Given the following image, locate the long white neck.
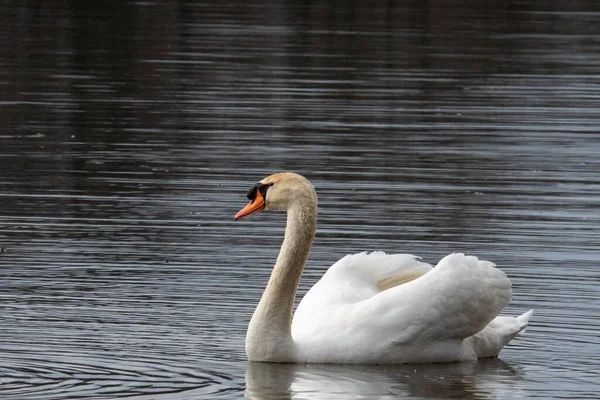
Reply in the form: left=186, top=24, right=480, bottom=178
left=245, top=200, right=317, bottom=362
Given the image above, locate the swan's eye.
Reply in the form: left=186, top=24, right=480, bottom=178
left=246, top=182, right=274, bottom=201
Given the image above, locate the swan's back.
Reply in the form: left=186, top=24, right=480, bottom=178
left=292, top=252, right=519, bottom=363
left=298, top=252, right=432, bottom=308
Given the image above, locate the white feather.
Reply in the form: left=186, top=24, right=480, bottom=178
left=291, top=252, right=529, bottom=363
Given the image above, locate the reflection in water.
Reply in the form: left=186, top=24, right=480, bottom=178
left=245, top=359, right=525, bottom=400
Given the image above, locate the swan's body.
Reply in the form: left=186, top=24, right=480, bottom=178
left=235, top=172, right=533, bottom=364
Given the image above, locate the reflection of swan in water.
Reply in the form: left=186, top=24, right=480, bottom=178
left=236, top=172, right=533, bottom=363
left=245, top=358, right=526, bottom=400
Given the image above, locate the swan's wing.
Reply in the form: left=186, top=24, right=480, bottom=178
left=369, top=253, right=512, bottom=341
left=292, top=252, right=511, bottom=348
left=295, top=251, right=432, bottom=314
left=292, top=251, right=432, bottom=336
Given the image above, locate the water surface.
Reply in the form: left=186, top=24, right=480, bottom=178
left=1, top=1, right=599, bottom=399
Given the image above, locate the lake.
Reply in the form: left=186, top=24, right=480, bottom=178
left=1, top=1, right=599, bottom=399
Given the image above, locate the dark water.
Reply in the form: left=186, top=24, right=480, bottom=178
left=1, top=1, right=599, bottom=399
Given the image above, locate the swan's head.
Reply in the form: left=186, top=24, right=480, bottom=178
left=234, top=172, right=316, bottom=220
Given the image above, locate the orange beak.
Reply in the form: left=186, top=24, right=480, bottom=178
left=234, top=190, right=266, bottom=220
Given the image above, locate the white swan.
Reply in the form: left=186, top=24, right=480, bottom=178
left=235, top=172, right=533, bottom=364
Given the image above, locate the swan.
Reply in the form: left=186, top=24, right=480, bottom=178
left=235, top=172, right=533, bottom=364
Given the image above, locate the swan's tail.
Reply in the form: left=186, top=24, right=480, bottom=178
left=515, top=309, right=534, bottom=335
left=471, top=309, right=534, bottom=359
